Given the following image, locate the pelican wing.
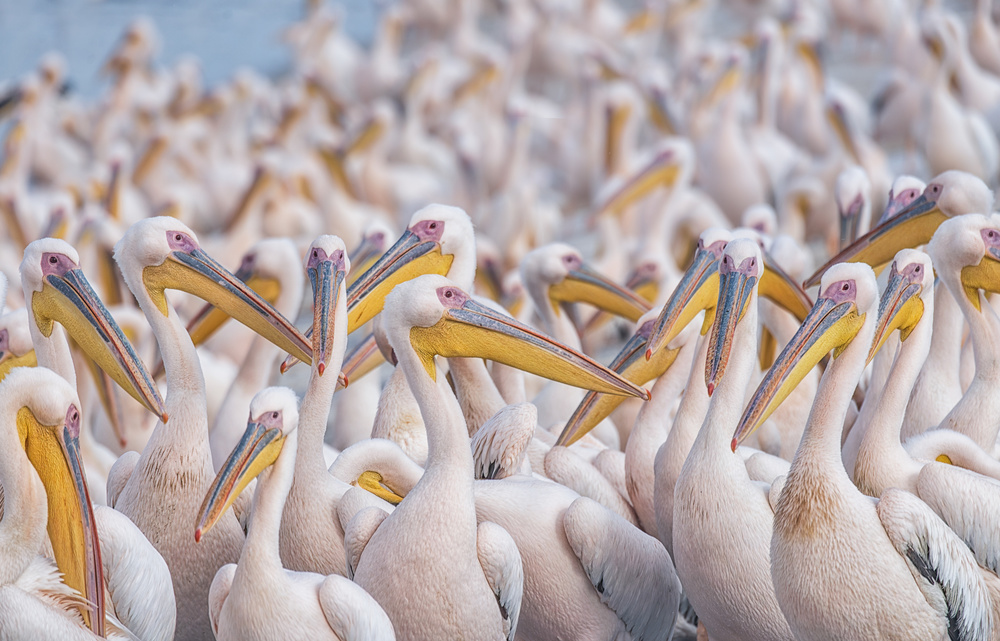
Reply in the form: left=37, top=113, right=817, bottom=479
left=916, top=463, right=1000, bottom=575
left=343, top=505, right=389, bottom=581
left=471, top=403, right=535, bottom=480
left=741, top=450, right=791, bottom=485
left=208, top=564, right=235, bottom=639
left=318, top=574, right=396, bottom=641
left=476, top=521, right=523, bottom=641
left=94, top=506, right=175, bottom=641
left=106, top=451, right=139, bottom=508
left=544, top=446, right=639, bottom=526
left=877, top=488, right=995, bottom=641
left=563, top=497, right=681, bottom=641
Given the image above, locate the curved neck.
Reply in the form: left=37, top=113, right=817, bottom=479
left=297, top=288, right=348, bottom=475
left=668, top=332, right=712, bottom=454
left=448, top=357, right=506, bottom=436
left=29, top=323, right=76, bottom=388
left=926, top=281, right=964, bottom=381
left=243, top=430, right=296, bottom=569
left=796, top=316, right=875, bottom=477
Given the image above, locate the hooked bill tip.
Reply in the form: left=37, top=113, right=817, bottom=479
left=731, top=437, right=738, bottom=452
left=194, top=528, right=203, bottom=543
left=645, top=347, right=653, bottom=361
left=280, top=362, right=290, bottom=375
left=161, top=412, right=169, bottom=423
left=318, top=362, right=326, bottom=376
left=707, top=382, right=715, bottom=396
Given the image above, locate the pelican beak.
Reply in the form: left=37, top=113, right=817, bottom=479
left=0, top=330, right=36, bottom=380
left=705, top=258, right=758, bottom=396
left=32, top=264, right=167, bottom=422
left=184, top=260, right=282, bottom=348
left=338, top=332, right=385, bottom=389
left=549, top=263, right=651, bottom=323
left=309, top=250, right=348, bottom=377
left=803, top=194, right=944, bottom=288
left=959, top=238, right=1000, bottom=312
left=839, top=194, right=864, bottom=248
left=411, top=295, right=649, bottom=399
left=347, top=228, right=454, bottom=332
left=593, top=146, right=683, bottom=218
left=760, top=252, right=813, bottom=321
left=733, top=291, right=865, bottom=448
left=582, top=263, right=659, bottom=334
left=142, top=240, right=311, bottom=365
left=196, top=419, right=284, bottom=541
left=18, top=404, right=106, bottom=636
left=352, top=470, right=405, bottom=505
left=867, top=264, right=925, bottom=364
left=348, top=232, right=389, bottom=287
left=557, top=318, right=679, bottom=446
left=645, top=240, right=727, bottom=359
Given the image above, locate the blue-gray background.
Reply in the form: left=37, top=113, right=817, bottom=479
left=0, top=0, right=379, bottom=94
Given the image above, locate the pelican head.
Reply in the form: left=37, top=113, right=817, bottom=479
left=346, top=204, right=472, bottom=332
left=835, top=165, right=871, bottom=249
left=867, top=249, right=934, bottom=363
left=20, top=238, right=166, bottom=421
left=927, top=214, right=1000, bottom=312
left=184, top=237, right=303, bottom=348
left=382, top=274, right=649, bottom=399
left=804, top=171, right=992, bottom=287
left=349, top=220, right=393, bottom=286
left=114, top=217, right=311, bottom=363
left=0, top=309, right=36, bottom=380
left=196, top=386, right=299, bottom=542
left=705, top=238, right=761, bottom=396
left=877, top=175, right=926, bottom=225
left=2, top=367, right=105, bottom=634
left=734, top=262, right=877, bottom=448
left=521, top=243, right=651, bottom=325
left=307, top=235, right=351, bottom=377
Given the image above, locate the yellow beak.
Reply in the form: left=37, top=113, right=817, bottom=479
left=31, top=267, right=167, bottom=422
left=867, top=264, right=925, bottom=364
left=548, top=263, right=652, bottom=323
left=704, top=266, right=757, bottom=396
left=592, top=146, right=683, bottom=218
left=733, top=295, right=865, bottom=448
left=338, top=332, right=385, bottom=388
left=196, top=420, right=284, bottom=541
left=556, top=318, right=679, bottom=446
left=18, top=404, right=106, bottom=636
left=410, top=298, right=650, bottom=399
left=960, top=248, right=1000, bottom=312
left=308, top=250, right=348, bottom=377
left=0, top=326, right=36, bottom=380
left=803, top=194, right=945, bottom=288
left=141, top=245, right=312, bottom=365
left=347, top=229, right=454, bottom=332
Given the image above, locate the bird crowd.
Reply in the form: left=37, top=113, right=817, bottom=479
left=3, top=0, right=1000, bottom=639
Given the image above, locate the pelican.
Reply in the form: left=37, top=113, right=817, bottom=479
left=109, top=217, right=312, bottom=641
left=672, top=238, right=795, bottom=641
left=835, top=165, right=871, bottom=249
left=194, top=387, right=395, bottom=640
left=0, top=366, right=175, bottom=641
left=734, top=262, right=995, bottom=641
left=0, top=308, right=36, bottom=379
left=803, top=170, right=992, bottom=288
left=347, top=274, right=647, bottom=640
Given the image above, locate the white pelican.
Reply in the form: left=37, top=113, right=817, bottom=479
left=835, top=165, right=871, bottom=249
left=803, top=170, right=993, bottom=288
left=347, top=274, right=648, bottom=640
left=194, top=387, right=395, bottom=640
left=854, top=248, right=1000, bottom=494
left=0, top=366, right=175, bottom=641
left=672, top=238, right=795, bottom=641
left=734, top=262, right=995, bottom=641
left=109, top=217, right=312, bottom=641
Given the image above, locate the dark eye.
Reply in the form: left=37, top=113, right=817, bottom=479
left=842, top=283, right=850, bottom=291
left=750, top=258, right=756, bottom=267
left=71, top=410, right=78, bottom=421
left=444, top=290, right=453, bottom=298
left=49, top=256, right=57, bottom=264
left=271, top=411, right=278, bottom=419
left=429, top=222, right=437, bottom=230
left=174, top=234, right=182, bottom=241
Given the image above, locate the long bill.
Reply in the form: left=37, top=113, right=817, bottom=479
left=347, top=229, right=454, bottom=333
left=410, top=298, right=650, bottom=399
left=141, top=244, right=312, bottom=365
left=18, top=404, right=106, bottom=636
left=803, top=193, right=945, bottom=288
left=556, top=317, right=679, bottom=446
left=32, top=266, right=167, bottom=422
left=195, top=420, right=284, bottom=541
left=308, top=249, right=348, bottom=377
left=760, top=251, right=813, bottom=321
left=183, top=260, right=281, bottom=349
left=704, top=264, right=757, bottom=396
left=959, top=243, right=1000, bottom=312
left=548, top=262, right=652, bottom=323
left=732, top=293, right=865, bottom=449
